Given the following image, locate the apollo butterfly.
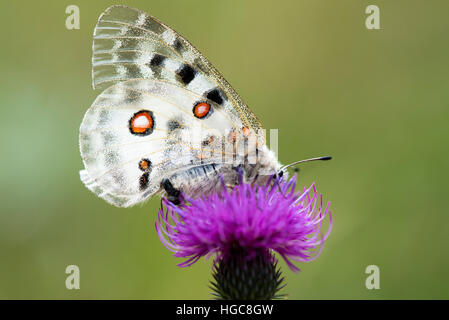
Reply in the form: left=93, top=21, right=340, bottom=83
left=79, top=5, right=329, bottom=207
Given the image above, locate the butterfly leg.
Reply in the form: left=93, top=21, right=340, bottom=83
left=161, top=178, right=181, bottom=205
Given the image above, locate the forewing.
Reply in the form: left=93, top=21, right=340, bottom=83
left=92, top=5, right=263, bottom=131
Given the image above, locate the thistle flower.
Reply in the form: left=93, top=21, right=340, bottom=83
left=156, top=173, right=332, bottom=299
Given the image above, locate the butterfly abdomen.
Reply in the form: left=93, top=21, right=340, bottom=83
left=164, top=145, right=281, bottom=200
left=165, top=163, right=223, bottom=198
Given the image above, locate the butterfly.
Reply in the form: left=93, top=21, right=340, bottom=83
left=79, top=5, right=329, bottom=207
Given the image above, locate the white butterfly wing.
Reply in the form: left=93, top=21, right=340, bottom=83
left=80, top=5, right=265, bottom=207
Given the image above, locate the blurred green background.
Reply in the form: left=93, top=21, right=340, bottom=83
left=1, top=0, right=448, bottom=299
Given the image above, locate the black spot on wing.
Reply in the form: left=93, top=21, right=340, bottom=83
left=173, top=39, right=183, bottom=52
left=150, top=54, right=165, bottom=67
left=167, top=119, right=181, bottom=132
left=206, top=88, right=225, bottom=105
left=139, top=172, right=150, bottom=190
left=176, top=64, right=196, bottom=85
left=148, top=54, right=166, bottom=79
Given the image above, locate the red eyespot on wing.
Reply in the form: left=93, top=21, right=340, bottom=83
left=138, top=158, right=152, bottom=171
left=129, top=110, right=154, bottom=135
left=193, top=102, right=211, bottom=119
left=242, top=126, right=250, bottom=137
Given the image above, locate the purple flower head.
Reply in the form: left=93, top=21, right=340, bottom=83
left=156, top=173, right=332, bottom=272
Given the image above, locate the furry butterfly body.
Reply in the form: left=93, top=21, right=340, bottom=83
left=79, top=5, right=281, bottom=207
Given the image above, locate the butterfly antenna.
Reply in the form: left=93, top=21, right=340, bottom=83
left=280, top=156, right=332, bottom=171
left=294, top=167, right=300, bottom=177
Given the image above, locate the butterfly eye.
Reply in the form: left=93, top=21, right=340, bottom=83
left=193, top=102, right=211, bottom=119
left=129, top=110, right=154, bottom=135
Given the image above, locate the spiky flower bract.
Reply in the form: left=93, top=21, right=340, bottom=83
left=156, top=173, right=332, bottom=299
